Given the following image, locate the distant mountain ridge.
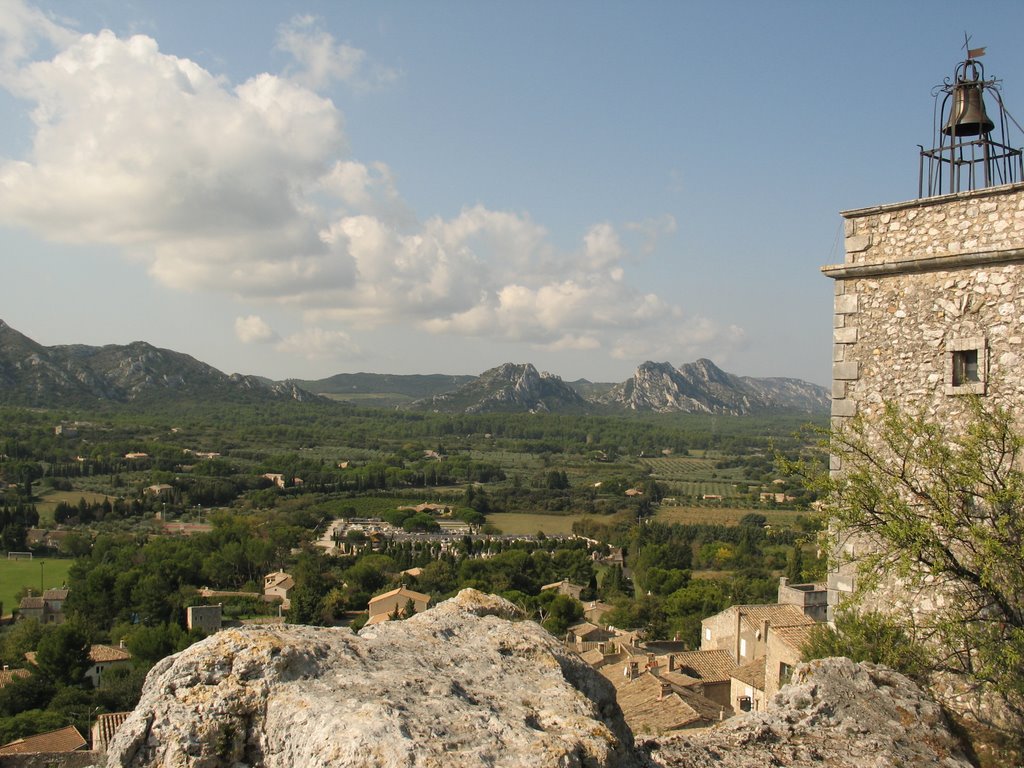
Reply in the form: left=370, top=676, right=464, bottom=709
left=0, top=321, right=829, bottom=414
left=597, top=359, right=829, bottom=415
left=0, top=319, right=319, bottom=406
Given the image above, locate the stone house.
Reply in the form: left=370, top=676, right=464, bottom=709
left=602, top=669, right=725, bottom=734
left=777, top=577, right=829, bottom=622
left=365, top=586, right=430, bottom=626
left=263, top=571, right=294, bottom=610
left=729, top=658, right=766, bottom=713
left=25, top=643, right=132, bottom=687
left=659, top=649, right=737, bottom=709
left=186, top=604, right=223, bottom=634
left=84, top=644, right=133, bottom=687
left=0, top=667, right=30, bottom=688
left=17, top=587, right=69, bottom=624
left=700, top=603, right=815, bottom=665
left=540, top=579, right=584, bottom=600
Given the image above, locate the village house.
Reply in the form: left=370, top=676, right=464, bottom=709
left=17, top=587, right=69, bottom=624
left=263, top=571, right=294, bottom=610
left=262, top=473, right=303, bottom=489
left=365, top=586, right=430, bottom=626
left=186, top=604, right=223, bottom=634
left=658, top=649, right=737, bottom=709
left=564, top=622, right=616, bottom=653
left=26, top=527, right=73, bottom=550
left=730, top=658, right=767, bottom=712
left=84, top=644, right=133, bottom=687
left=777, top=577, right=829, bottom=622
left=595, top=660, right=727, bottom=735
left=700, top=603, right=820, bottom=712
left=582, top=599, right=613, bottom=624
left=700, top=603, right=815, bottom=666
left=540, top=579, right=584, bottom=601
left=24, top=643, right=132, bottom=687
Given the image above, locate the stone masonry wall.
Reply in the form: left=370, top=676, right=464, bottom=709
left=825, top=182, right=1024, bottom=443
left=821, top=182, right=1024, bottom=736
left=840, top=183, right=1024, bottom=267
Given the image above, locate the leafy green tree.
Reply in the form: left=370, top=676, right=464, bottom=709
left=125, top=623, right=186, bottom=666
left=540, top=594, right=583, bottom=636
left=801, top=608, right=930, bottom=680
left=0, top=674, right=54, bottom=718
left=1, top=618, right=43, bottom=666
left=807, top=400, right=1024, bottom=731
left=33, top=622, right=90, bottom=686
left=785, top=544, right=805, bottom=583
left=0, top=709, right=67, bottom=745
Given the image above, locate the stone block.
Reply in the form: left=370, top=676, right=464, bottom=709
left=834, top=327, right=858, bottom=344
left=832, top=381, right=847, bottom=399
left=845, top=234, right=871, bottom=253
left=835, top=294, right=859, bottom=314
left=833, top=361, right=859, bottom=380
left=831, top=399, right=858, bottom=417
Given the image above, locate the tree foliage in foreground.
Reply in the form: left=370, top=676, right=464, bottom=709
left=805, top=399, right=1024, bottom=726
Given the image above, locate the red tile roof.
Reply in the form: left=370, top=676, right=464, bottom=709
left=0, top=726, right=87, bottom=755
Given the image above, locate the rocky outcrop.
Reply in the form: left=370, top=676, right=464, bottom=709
left=412, top=363, right=589, bottom=414
left=649, top=657, right=973, bottom=768
left=104, top=594, right=972, bottom=768
left=104, top=590, right=640, bottom=768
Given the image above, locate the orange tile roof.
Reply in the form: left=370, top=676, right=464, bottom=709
left=93, top=712, right=131, bottom=751
left=731, top=658, right=766, bottom=690
left=734, top=603, right=815, bottom=629
left=0, top=726, right=87, bottom=755
left=771, top=623, right=818, bottom=652
left=612, top=672, right=722, bottom=734
left=89, top=644, right=132, bottom=663
left=368, top=586, right=430, bottom=606
left=667, top=649, right=737, bottom=683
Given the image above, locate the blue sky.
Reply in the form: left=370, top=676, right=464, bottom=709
left=3, top=1, right=1024, bottom=386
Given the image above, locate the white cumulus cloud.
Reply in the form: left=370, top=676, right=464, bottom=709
left=275, top=15, right=400, bottom=91
left=235, top=315, right=278, bottom=344
left=0, top=4, right=744, bottom=370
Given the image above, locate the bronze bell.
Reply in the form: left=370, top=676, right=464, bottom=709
left=943, top=81, right=995, bottom=137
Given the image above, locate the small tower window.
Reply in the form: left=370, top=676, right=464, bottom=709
left=946, top=337, right=987, bottom=395
left=952, top=349, right=978, bottom=386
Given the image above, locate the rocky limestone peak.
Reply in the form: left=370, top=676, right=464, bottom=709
left=682, top=358, right=731, bottom=385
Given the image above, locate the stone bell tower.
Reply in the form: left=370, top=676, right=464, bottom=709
left=820, top=48, right=1024, bottom=617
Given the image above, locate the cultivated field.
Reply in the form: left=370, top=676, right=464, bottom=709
left=654, top=505, right=805, bottom=528
left=639, top=456, right=750, bottom=497
left=0, top=557, right=74, bottom=617
left=485, top=512, right=588, bottom=536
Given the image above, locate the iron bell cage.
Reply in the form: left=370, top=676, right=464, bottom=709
left=919, top=54, right=1024, bottom=198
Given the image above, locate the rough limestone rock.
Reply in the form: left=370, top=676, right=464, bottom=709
left=650, top=657, right=973, bottom=768
left=105, top=589, right=641, bottom=768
